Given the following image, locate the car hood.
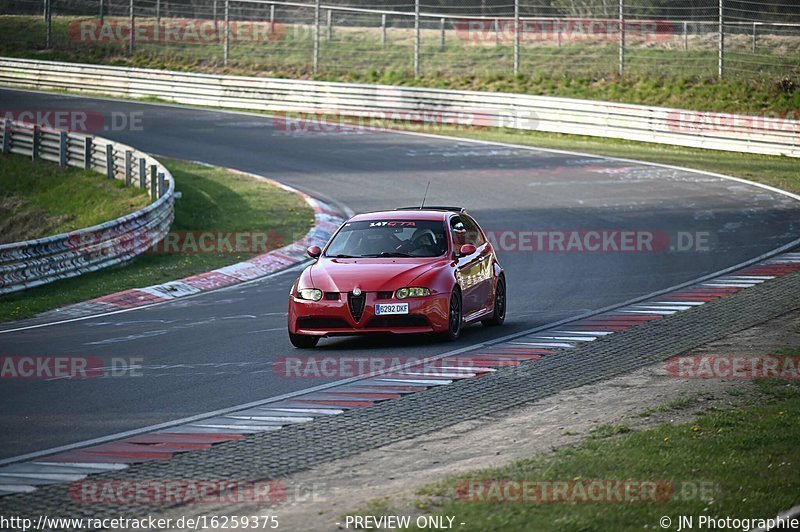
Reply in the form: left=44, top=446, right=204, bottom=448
left=308, top=257, right=445, bottom=292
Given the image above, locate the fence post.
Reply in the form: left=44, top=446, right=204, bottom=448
left=327, top=10, right=332, bottom=41
left=618, top=0, right=625, bottom=76
left=313, top=0, right=320, bottom=73
left=213, top=0, right=218, bottom=31
left=440, top=17, right=445, bottom=51
left=59, top=131, right=68, bottom=167
left=494, top=18, right=500, bottom=46
left=683, top=21, right=688, bottom=51
left=45, top=0, right=52, bottom=49
left=32, top=125, right=40, bottom=160
left=224, top=0, right=230, bottom=66
left=139, top=158, right=146, bottom=188
left=752, top=22, right=757, bottom=53
left=513, top=0, right=519, bottom=75
left=156, top=0, right=161, bottom=25
left=99, top=0, right=104, bottom=25
left=270, top=4, right=275, bottom=32
left=84, top=137, right=92, bottom=169
left=414, top=0, right=420, bottom=76
left=125, top=150, right=133, bottom=186
left=128, top=0, right=135, bottom=55
left=158, top=172, right=166, bottom=198
left=381, top=14, right=386, bottom=46
left=718, top=0, right=724, bottom=79
left=106, top=144, right=114, bottom=180
left=2, top=122, right=11, bottom=154
left=150, top=165, right=157, bottom=200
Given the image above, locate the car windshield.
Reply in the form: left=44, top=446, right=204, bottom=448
left=325, top=219, right=448, bottom=258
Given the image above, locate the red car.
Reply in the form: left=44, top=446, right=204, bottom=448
left=287, top=207, right=506, bottom=348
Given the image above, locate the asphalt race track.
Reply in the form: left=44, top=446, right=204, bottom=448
left=1, top=88, right=799, bottom=461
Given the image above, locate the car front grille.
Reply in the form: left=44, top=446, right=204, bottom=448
left=366, top=315, right=428, bottom=328
left=348, top=291, right=366, bottom=322
left=297, top=317, right=350, bottom=329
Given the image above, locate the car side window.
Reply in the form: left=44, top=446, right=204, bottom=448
left=461, top=215, right=486, bottom=246
left=450, top=216, right=467, bottom=247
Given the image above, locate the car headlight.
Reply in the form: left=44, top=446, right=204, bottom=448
left=297, top=288, right=323, bottom=301
left=396, top=287, right=430, bottom=299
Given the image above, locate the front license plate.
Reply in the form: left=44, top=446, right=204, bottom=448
left=375, top=303, right=409, bottom=315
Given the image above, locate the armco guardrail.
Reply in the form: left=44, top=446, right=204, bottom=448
left=1, top=57, right=797, bottom=158
left=0, top=116, right=174, bottom=295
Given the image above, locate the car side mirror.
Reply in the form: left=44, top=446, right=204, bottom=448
left=458, top=244, right=476, bottom=256
left=307, top=245, right=322, bottom=258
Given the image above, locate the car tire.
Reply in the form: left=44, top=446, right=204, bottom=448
left=289, top=331, right=320, bottom=348
left=444, top=287, right=463, bottom=341
left=482, top=275, right=506, bottom=327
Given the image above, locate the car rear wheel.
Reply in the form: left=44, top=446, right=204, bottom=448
left=482, top=275, right=506, bottom=327
left=444, top=287, right=462, bottom=341
left=289, top=331, right=319, bottom=348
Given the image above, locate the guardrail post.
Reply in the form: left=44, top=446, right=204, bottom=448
left=326, top=10, right=332, bottom=41
left=106, top=144, right=114, bottom=179
left=440, top=17, right=445, bottom=51
left=32, top=125, right=41, bottom=160
left=59, top=131, right=68, bottom=167
left=125, top=150, right=133, bottom=186
left=718, top=0, right=724, bottom=79
left=313, top=0, right=320, bottom=73
left=413, top=0, right=420, bottom=76
left=158, top=172, right=166, bottom=198
left=513, top=0, right=519, bottom=75
left=139, top=158, right=146, bottom=188
left=150, top=165, right=157, bottom=200
left=381, top=14, right=386, bottom=46
left=223, top=0, right=230, bottom=66
left=618, top=0, right=625, bottom=76
left=2, top=122, right=10, bottom=154
left=84, top=137, right=92, bottom=169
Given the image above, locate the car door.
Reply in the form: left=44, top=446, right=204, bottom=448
left=460, top=214, right=494, bottom=313
left=451, top=215, right=483, bottom=317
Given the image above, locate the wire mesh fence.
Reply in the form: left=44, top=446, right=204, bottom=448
left=3, top=0, right=799, bottom=80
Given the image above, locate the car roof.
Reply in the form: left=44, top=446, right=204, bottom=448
left=349, top=209, right=457, bottom=222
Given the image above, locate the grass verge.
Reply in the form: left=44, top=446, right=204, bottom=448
left=1, top=15, right=799, bottom=113
left=0, top=153, right=149, bottom=244
left=350, top=377, right=800, bottom=531
left=0, top=159, right=314, bottom=322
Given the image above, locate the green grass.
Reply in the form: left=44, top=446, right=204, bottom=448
left=2, top=15, right=799, bottom=113
left=0, top=153, right=149, bottom=244
left=0, top=159, right=314, bottom=321
left=393, top=379, right=800, bottom=531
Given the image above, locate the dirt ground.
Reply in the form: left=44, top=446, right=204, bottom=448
left=164, top=309, right=800, bottom=531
